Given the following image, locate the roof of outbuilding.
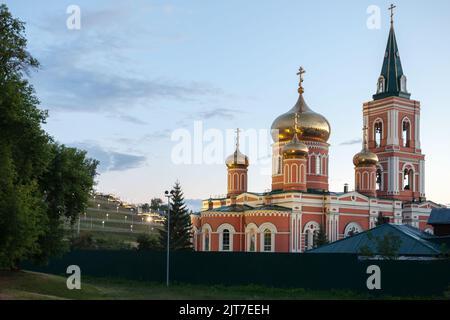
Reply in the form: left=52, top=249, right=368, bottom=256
left=208, top=204, right=254, bottom=212
left=428, top=208, right=450, bottom=225
left=308, top=224, right=444, bottom=256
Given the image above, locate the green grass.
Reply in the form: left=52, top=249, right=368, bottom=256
left=0, top=271, right=106, bottom=300
left=1, top=270, right=448, bottom=300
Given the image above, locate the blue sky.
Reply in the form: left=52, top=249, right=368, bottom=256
left=5, top=0, right=450, bottom=207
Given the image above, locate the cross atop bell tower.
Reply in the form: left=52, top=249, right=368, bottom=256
left=388, top=4, right=396, bottom=25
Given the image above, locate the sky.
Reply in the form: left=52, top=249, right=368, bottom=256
left=4, top=0, right=450, bottom=208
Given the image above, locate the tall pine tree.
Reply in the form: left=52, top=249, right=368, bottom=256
left=159, top=181, right=193, bottom=251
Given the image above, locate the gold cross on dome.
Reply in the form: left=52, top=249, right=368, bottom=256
left=235, top=128, right=240, bottom=149
left=389, top=4, right=396, bottom=24
left=296, top=66, right=306, bottom=94
left=297, top=66, right=305, bottom=85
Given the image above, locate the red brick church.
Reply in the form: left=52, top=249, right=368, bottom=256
left=190, top=11, right=444, bottom=253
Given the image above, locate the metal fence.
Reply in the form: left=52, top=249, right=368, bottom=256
left=23, top=250, right=450, bottom=296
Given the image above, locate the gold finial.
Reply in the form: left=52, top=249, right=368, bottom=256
left=296, top=66, right=306, bottom=94
left=235, top=128, right=240, bottom=149
left=389, top=4, right=396, bottom=25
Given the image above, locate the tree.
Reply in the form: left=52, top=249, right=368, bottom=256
left=136, top=234, right=161, bottom=251
left=36, top=144, right=98, bottom=262
left=0, top=5, right=98, bottom=268
left=158, top=182, right=193, bottom=251
left=314, top=225, right=329, bottom=248
left=376, top=212, right=389, bottom=226
left=150, top=198, right=163, bottom=211
left=141, top=203, right=150, bottom=213
left=359, top=231, right=402, bottom=260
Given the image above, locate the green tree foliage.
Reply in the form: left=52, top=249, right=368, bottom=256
left=314, top=225, right=329, bottom=248
left=158, top=182, right=193, bottom=251
left=141, top=203, right=150, bottom=213
left=358, top=231, right=402, bottom=260
left=150, top=198, right=163, bottom=211
left=0, top=4, right=98, bottom=268
left=37, top=144, right=99, bottom=262
left=136, top=234, right=161, bottom=251
left=375, top=212, right=389, bottom=226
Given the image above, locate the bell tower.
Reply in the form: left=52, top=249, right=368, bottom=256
left=363, top=6, right=425, bottom=202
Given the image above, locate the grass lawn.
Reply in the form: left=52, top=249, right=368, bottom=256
left=1, top=270, right=448, bottom=300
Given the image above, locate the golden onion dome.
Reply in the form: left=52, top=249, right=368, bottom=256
left=271, top=93, right=330, bottom=143
left=353, top=150, right=379, bottom=167
left=282, top=134, right=309, bottom=158
left=225, top=148, right=249, bottom=168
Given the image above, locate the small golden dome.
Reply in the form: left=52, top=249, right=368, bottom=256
left=226, top=148, right=249, bottom=168
left=271, top=94, right=331, bottom=143
left=282, top=134, right=309, bottom=158
left=353, top=150, right=379, bottom=167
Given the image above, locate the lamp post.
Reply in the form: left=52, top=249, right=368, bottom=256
left=164, top=189, right=174, bottom=287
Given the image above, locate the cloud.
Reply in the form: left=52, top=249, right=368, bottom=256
left=35, top=65, right=222, bottom=113
left=69, top=142, right=146, bottom=172
left=194, top=107, right=237, bottom=120
left=114, top=129, right=172, bottom=146
left=29, top=5, right=221, bottom=117
left=339, top=138, right=362, bottom=146
left=107, top=113, right=148, bottom=125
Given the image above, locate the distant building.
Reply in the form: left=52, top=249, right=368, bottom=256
left=428, top=208, right=450, bottom=236
left=190, top=10, right=446, bottom=253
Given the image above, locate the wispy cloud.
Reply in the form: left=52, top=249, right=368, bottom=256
left=339, top=138, right=362, bottom=146
left=69, top=142, right=146, bottom=172
left=30, top=5, right=221, bottom=118
left=195, top=107, right=237, bottom=120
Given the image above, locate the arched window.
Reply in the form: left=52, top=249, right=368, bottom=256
left=400, top=75, right=407, bottom=93
left=222, top=229, right=230, bottom=251
left=204, top=231, right=210, bottom=251
left=263, top=229, right=272, bottom=252
left=374, top=121, right=383, bottom=147
left=344, top=222, right=362, bottom=237
left=377, top=76, right=385, bottom=93
left=218, top=223, right=235, bottom=251
left=376, top=168, right=382, bottom=191
left=249, top=233, right=256, bottom=251
left=402, top=119, right=411, bottom=147
left=259, top=223, right=276, bottom=252
left=304, top=222, right=320, bottom=250
left=315, top=155, right=321, bottom=175
left=245, top=223, right=258, bottom=252
left=403, top=168, right=414, bottom=191
left=277, top=156, right=282, bottom=174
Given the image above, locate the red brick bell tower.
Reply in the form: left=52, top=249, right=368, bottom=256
left=363, top=13, right=425, bottom=202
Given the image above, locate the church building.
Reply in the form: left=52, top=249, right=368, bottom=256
left=190, top=10, right=444, bottom=253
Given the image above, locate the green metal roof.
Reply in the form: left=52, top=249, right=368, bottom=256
left=248, top=204, right=291, bottom=212
left=308, top=224, right=444, bottom=256
left=428, top=208, right=450, bottom=225
left=208, top=204, right=254, bottom=212
left=373, top=24, right=411, bottom=100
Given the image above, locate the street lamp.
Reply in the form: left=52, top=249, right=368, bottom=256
left=164, top=189, right=175, bottom=287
